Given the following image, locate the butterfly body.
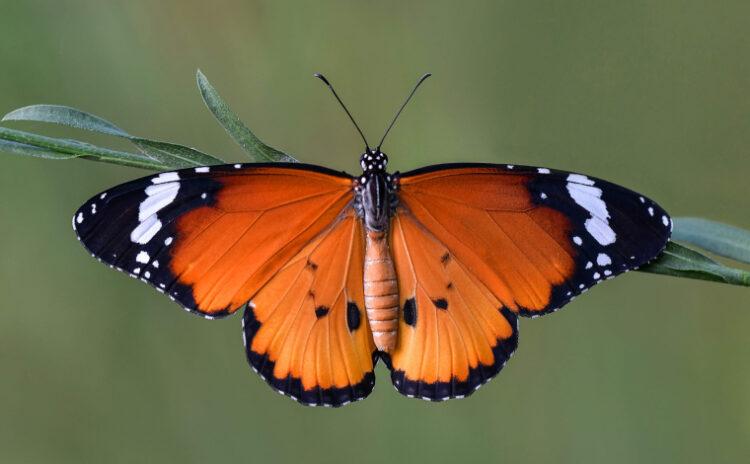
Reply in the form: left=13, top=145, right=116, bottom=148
left=73, top=159, right=671, bottom=406
left=355, top=150, right=401, bottom=352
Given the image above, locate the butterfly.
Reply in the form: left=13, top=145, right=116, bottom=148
left=72, top=74, right=671, bottom=407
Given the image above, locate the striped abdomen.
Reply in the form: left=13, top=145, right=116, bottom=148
left=363, top=230, right=399, bottom=352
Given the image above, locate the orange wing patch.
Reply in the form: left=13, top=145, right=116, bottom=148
left=170, top=167, right=354, bottom=316
left=384, top=212, right=519, bottom=400
left=397, top=167, right=577, bottom=314
left=243, top=212, right=377, bottom=406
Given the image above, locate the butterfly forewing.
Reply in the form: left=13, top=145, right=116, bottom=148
left=72, top=163, right=355, bottom=318
left=395, top=164, right=671, bottom=316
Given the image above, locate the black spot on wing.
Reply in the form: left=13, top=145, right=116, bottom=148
left=433, top=298, right=448, bottom=310
left=382, top=305, right=519, bottom=401
left=346, top=302, right=361, bottom=331
left=403, top=298, right=417, bottom=326
left=242, top=305, right=376, bottom=407
left=315, top=306, right=329, bottom=318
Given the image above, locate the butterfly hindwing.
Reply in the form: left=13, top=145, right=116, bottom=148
left=73, top=163, right=355, bottom=319
left=242, top=211, right=377, bottom=406
left=384, top=211, right=519, bottom=400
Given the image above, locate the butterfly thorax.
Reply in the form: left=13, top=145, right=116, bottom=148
left=355, top=150, right=400, bottom=352
left=354, top=151, right=397, bottom=232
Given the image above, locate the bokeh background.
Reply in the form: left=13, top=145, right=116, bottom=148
left=1, top=1, right=748, bottom=462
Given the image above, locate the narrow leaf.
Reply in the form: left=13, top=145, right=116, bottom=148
left=131, top=139, right=225, bottom=168
left=0, top=139, right=78, bottom=159
left=2, top=104, right=225, bottom=168
left=0, top=126, right=167, bottom=170
left=672, top=217, right=750, bottom=265
left=196, top=69, right=298, bottom=163
left=3, top=104, right=131, bottom=137
left=639, top=241, right=750, bottom=286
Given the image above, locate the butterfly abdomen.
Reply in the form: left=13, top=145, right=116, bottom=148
left=363, top=229, right=399, bottom=352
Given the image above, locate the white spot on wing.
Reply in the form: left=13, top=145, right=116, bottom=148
left=135, top=251, right=150, bottom=264
left=596, top=253, right=612, bottom=266
left=566, top=177, right=616, bottom=246
left=164, top=236, right=173, bottom=246
left=195, top=167, right=210, bottom=173
left=567, top=174, right=595, bottom=185
left=151, top=172, right=180, bottom=184
left=585, top=217, right=616, bottom=246
left=130, top=215, right=162, bottom=244
left=537, top=168, right=551, bottom=174
left=573, top=236, right=583, bottom=245
left=568, top=183, right=608, bottom=218
left=139, top=183, right=179, bottom=221
left=662, top=215, right=669, bottom=227
left=76, top=212, right=84, bottom=224
left=131, top=174, right=180, bottom=244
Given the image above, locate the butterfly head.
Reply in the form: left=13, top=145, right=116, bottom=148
left=360, top=149, right=388, bottom=173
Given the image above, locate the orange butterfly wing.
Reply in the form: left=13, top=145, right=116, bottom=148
left=385, top=164, right=670, bottom=400
left=74, top=164, right=354, bottom=317
left=385, top=211, right=519, bottom=400
left=74, top=163, right=376, bottom=405
left=243, top=210, right=377, bottom=406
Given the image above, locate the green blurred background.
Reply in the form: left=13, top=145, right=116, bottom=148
left=1, top=1, right=748, bottom=462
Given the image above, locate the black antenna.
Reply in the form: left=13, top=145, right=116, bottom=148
left=313, top=73, right=371, bottom=150
left=376, top=73, right=432, bottom=152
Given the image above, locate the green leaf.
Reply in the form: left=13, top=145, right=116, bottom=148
left=639, top=241, right=750, bottom=286
left=672, top=217, right=750, bottom=265
left=0, top=126, right=168, bottom=170
left=1, top=104, right=225, bottom=168
left=3, top=104, right=131, bottom=137
left=196, top=69, right=298, bottom=163
left=0, top=139, right=78, bottom=159
left=130, top=139, right=224, bottom=168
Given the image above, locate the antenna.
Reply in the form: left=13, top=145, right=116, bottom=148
left=376, top=73, right=432, bottom=151
left=313, top=73, right=371, bottom=150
